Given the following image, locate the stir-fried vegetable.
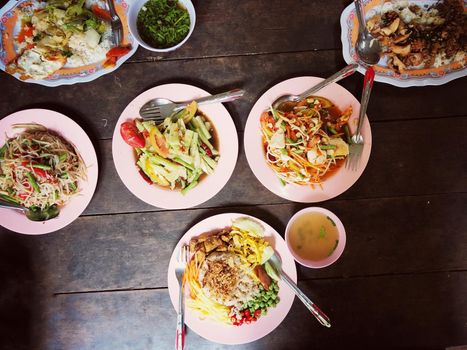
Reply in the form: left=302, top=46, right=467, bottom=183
left=0, top=124, right=86, bottom=210
left=261, top=96, right=353, bottom=187
left=137, top=0, right=190, bottom=48
left=120, top=102, right=219, bottom=194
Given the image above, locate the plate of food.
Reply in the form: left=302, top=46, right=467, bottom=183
left=167, top=213, right=297, bottom=345
left=0, top=0, right=138, bottom=86
left=341, top=0, right=466, bottom=87
left=0, top=109, right=98, bottom=234
left=244, top=76, right=372, bottom=203
left=112, top=83, right=238, bottom=209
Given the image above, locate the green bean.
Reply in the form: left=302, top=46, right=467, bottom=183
left=343, top=124, right=352, bottom=144
left=327, top=125, right=338, bottom=135
left=318, top=144, right=337, bottom=150
left=31, top=163, right=52, bottom=170
left=26, top=172, right=40, bottom=193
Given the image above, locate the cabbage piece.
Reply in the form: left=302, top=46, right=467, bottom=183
left=329, top=137, right=349, bottom=157
left=264, top=261, right=280, bottom=281
left=84, top=28, right=100, bottom=48
left=270, top=129, right=285, bottom=149
left=232, top=217, right=265, bottom=237
left=261, top=246, right=274, bottom=264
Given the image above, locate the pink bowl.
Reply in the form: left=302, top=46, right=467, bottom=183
left=285, top=207, right=346, bottom=268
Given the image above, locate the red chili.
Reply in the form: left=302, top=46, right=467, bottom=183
left=201, top=143, right=212, bottom=157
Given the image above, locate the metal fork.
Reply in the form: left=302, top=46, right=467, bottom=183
left=106, top=0, right=123, bottom=47
left=346, top=66, right=375, bottom=171
left=175, top=244, right=189, bottom=350
left=139, top=89, right=245, bottom=122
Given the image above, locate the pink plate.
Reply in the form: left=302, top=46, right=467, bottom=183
left=112, top=84, right=238, bottom=209
left=244, top=77, right=372, bottom=203
left=0, top=109, right=98, bottom=234
left=167, top=213, right=297, bottom=345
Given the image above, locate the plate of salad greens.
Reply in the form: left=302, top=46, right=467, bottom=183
left=112, top=83, right=238, bottom=209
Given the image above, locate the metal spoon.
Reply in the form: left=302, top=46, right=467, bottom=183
left=266, top=252, right=331, bottom=328
left=354, top=0, right=382, bottom=65
left=271, top=64, right=358, bottom=112
left=0, top=198, right=59, bottom=221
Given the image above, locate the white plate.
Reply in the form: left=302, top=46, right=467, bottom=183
left=0, top=109, right=98, bottom=234
left=112, top=83, right=239, bottom=209
left=167, top=213, right=297, bottom=345
left=340, top=0, right=467, bottom=87
left=244, top=76, right=372, bottom=203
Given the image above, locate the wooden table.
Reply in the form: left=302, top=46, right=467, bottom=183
left=1, top=0, right=466, bottom=349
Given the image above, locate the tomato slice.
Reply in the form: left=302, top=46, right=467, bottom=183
left=120, top=121, right=145, bottom=148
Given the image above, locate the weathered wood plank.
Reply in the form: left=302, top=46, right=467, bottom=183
left=128, top=0, right=345, bottom=62
left=14, top=272, right=467, bottom=350
left=1, top=52, right=466, bottom=140
left=82, top=116, right=467, bottom=216
left=1, top=193, right=464, bottom=293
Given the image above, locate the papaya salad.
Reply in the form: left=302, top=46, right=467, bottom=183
left=120, top=102, right=219, bottom=194
left=0, top=124, right=86, bottom=212
left=261, top=96, right=353, bottom=187
left=185, top=218, right=280, bottom=326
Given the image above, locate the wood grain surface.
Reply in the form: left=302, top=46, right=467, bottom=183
left=0, top=0, right=466, bottom=349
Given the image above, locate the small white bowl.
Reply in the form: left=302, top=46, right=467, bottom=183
left=285, top=207, right=346, bottom=268
left=128, top=0, right=196, bottom=52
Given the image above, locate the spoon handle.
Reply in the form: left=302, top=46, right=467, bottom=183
left=195, top=89, right=245, bottom=105
left=298, top=64, right=358, bottom=100
left=280, top=272, right=331, bottom=328
left=356, top=66, right=375, bottom=137
left=354, top=0, right=367, bottom=33
left=173, top=89, right=245, bottom=113
left=0, top=198, right=24, bottom=211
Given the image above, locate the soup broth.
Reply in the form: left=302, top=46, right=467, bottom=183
left=288, top=212, right=339, bottom=261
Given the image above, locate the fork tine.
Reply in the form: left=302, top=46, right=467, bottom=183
left=141, top=106, right=161, bottom=112
left=140, top=109, right=161, bottom=116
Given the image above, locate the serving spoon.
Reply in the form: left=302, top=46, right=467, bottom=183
left=0, top=198, right=59, bottom=221
left=354, top=0, right=382, bottom=65
left=266, top=252, right=331, bottom=328
left=271, top=64, right=358, bottom=112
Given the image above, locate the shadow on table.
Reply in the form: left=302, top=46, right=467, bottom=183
left=0, top=232, right=42, bottom=350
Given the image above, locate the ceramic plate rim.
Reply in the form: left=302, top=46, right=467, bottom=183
left=0, top=108, right=98, bottom=234
left=167, top=212, right=297, bottom=345
left=112, top=83, right=239, bottom=209
left=244, top=76, right=372, bottom=203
